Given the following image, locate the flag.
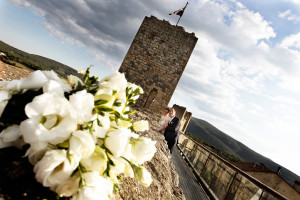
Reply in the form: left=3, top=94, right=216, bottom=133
left=169, top=7, right=186, bottom=16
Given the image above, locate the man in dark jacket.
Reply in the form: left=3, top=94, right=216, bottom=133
left=164, top=107, right=181, bottom=154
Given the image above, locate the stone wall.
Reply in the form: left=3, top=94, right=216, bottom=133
left=116, top=108, right=185, bottom=200
left=119, top=16, right=198, bottom=113
left=172, top=104, right=192, bottom=133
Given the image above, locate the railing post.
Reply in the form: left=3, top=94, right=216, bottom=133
left=224, top=171, right=238, bottom=200
left=200, top=152, right=211, bottom=176
left=259, top=189, right=264, bottom=200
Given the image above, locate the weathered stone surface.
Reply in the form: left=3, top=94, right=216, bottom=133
left=115, top=108, right=185, bottom=200
left=119, top=16, right=198, bottom=114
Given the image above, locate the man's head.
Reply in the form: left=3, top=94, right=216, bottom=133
left=169, top=108, right=176, bottom=118
left=163, top=108, right=170, bottom=116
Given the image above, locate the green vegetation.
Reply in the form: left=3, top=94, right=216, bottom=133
left=185, top=131, right=243, bottom=162
left=0, top=40, right=80, bottom=78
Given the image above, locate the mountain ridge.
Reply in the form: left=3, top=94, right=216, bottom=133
left=0, top=40, right=80, bottom=78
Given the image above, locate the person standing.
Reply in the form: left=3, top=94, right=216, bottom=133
left=157, top=107, right=171, bottom=134
left=164, top=107, right=181, bottom=154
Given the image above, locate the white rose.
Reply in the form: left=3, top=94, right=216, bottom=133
left=127, top=82, right=144, bottom=100
left=108, top=155, right=125, bottom=175
left=67, top=75, right=84, bottom=89
left=112, top=98, right=126, bottom=114
left=80, top=145, right=107, bottom=174
left=69, top=130, right=95, bottom=159
left=104, top=128, right=131, bottom=157
left=131, top=164, right=153, bottom=187
left=55, top=175, right=80, bottom=197
left=42, top=80, right=66, bottom=96
left=91, top=115, right=110, bottom=139
left=25, top=142, right=50, bottom=164
left=20, top=93, right=77, bottom=146
left=34, top=149, right=80, bottom=188
left=69, top=90, right=94, bottom=124
left=72, top=172, right=113, bottom=200
left=0, top=125, right=21, bottom=148
left=0, top=70, right=71, bottom=92
left=120, top=143, right=134, bottom=161
left=98, top=72, right=127, bottom=92
left=132, top=120, right=149, bottom=132
left=94, top=93, right=116, bottom=108
left=131, top=137, right=156, bottom=164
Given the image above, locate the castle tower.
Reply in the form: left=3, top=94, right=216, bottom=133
left=173, top=104, right=192, bottom=133
left=119, top=16, right=198, bottom=113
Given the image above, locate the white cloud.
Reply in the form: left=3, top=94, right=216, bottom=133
left=284, top=0, right=300, bottom=4
left=86, top=49, right=119, bottom=71
left=279, top=9, right=300, bottom=23
left=7, top=0, right=44, bottom=16
left=43, top=22, right=84, bottom=47
left=267, top=95, right=300, bottom=105
left=281, top=32, right=300, bottom=49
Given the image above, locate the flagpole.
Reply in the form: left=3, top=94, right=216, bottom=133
left=176, top=2, right=188, bottom=26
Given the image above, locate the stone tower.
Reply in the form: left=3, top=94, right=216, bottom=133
left=172, top=104, right=192, bottom=133
left=119, top=16, right=198, bottom=113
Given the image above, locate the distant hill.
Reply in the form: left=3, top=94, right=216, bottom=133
left=0, top=40, right=80, bottom=78
left=186, top=117, right=300, bottom=187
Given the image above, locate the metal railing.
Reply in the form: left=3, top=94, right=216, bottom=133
left=177, top=134, right=288, bottom=200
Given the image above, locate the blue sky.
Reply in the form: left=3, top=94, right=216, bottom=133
left=1, top=0, right=300, bottom=177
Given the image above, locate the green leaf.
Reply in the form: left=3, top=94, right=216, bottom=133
left=97, top=117, right=103, bottom=127
left=57, top=140, right=69, bottom=149
left=114, top=111, right=121, bottom=119
left=95, top=99, right=109, bottom=106
left=123, top=110, right=136, bottom=115
left=120, top=116, right=132, bottom=122
left=113, top=101, right=122, bottom=107
left=127, top=101, right=136, bottom=107
left=94, top=106, right=114, bottom=112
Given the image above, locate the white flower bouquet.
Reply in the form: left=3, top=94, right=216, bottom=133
left=0, top=68, right=157, bottom=200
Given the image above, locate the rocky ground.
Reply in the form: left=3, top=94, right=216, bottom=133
left=0, top=61, right=33, bottom=81
left=0, top=62, right=185, bottom=200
